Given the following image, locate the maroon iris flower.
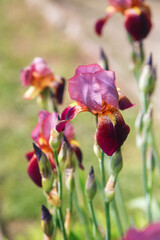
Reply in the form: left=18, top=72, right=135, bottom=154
left=26, top=110, right=83, bottom=187
left=123, top=223, right=160, bottom=240
left=95, top=0, right=152, bottom=41
left=56, top=64, right=134, bottom=156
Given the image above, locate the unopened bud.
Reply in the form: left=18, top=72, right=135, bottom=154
left=65, top=168, right=75, bottom=192
left=136, top=134, right=144, bottom=149
left=41, top=205, right=53, bottom=237
left=65, top=147, right=74, bottom=169
left=33, top=143, right=54, bottom=192
left=135, top=111, right=143, bottom=133
left=46, top=187, right=61, bottom=207
left=58, top=141, right=67, bottom=164
left=104, top=174, right=115, bottom=203
left=147, top=148, right=155, bottom=172
left=139, top=54, right=156, bottom=95
left=142, top=105, right=152, bottom=132
left=93, top=137, right=101, bottom=161
left=85, top=166, right=97, bottom=201
left=65, top=208, right=71, bottom=235
left=111, top=150, right=123, bottom=176
left=49, top=128, right=63, bottom=151
left=99, top=48, right=109, bottom=70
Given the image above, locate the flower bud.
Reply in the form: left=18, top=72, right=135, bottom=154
left=111, top=150, right=123, bottom=176
left=33, top=143, right=54, bottom=192
left=139, top=54, right=156, bottom=95
left=147, top=148, right=155, bottom=172
left=85, top=166, right=97, bottom=201
left=142, top=104, right=152, bottom=132
left=93, top=137, right=101, bottom=161
left=65, top=168, right=75, bottom=193
left=41, top=205, right=54, bottom=237
left=104, top=174, right=115, bottom=203
left=65, top=208, right=71, bottom=235
left=46, top=187, right=61, bottom=207
left=99, top=48, right=109, bottom=70
left=58, top=141, right=67, bottom=164
left=135, top=111, right=143, bottom=133
left=49, top=128, right=63, bottom=151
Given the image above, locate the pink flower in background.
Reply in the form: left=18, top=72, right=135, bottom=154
left=123, top=223, right=160, bottom=240
left=20, top=57, right=65, bottom=103
left=95, top=0, right=152, bottom=41
left=56, top=64, right=133, bottom=156
left=26, top=110, right=83, bottom=187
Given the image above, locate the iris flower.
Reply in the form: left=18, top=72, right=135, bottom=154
left=20, top=57, right=65, bottom=103
left=26, top=110, right=83, bottom=187
left=95, top=0, right=152, bottom=41
left=56, top=64, right=133, bottom=156
left=123, top=223, right=160, bottom=240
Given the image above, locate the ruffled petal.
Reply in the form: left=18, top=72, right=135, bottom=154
left=69, top=73, right=102, bottom=113
left=20, top=66, right=33, bottom=86
left=75, top=64, right=103, bottom=75
left=42, top=112, right=58, bottom=142
left=95, top=7, right=116, bottom=35
left=96, top=110, right=130, bottom=156
left=95, top=70, right=119, bottom=109
left=118, top=91, right=135, bottom=110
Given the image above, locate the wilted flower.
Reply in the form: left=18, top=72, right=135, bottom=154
left=26, top=110, right=83, bottom=187
left=56, top=64, right=133, bottom=156
left=95, top=0, right=152, bottom=41
left=20, top=57, right=65, bottom=103
left=123, top=222, right=160, bottom=240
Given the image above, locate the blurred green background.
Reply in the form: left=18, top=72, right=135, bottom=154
left=0, top=0, right=160, bottom=239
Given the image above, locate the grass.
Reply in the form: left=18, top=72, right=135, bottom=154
left=1, top=0, right=160, bottom=239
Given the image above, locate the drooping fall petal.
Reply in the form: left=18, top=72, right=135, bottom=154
left=124, top=6, right=152, bottom=41
left=95, top=7, right=116, bottom=35
left=28, top=155, right=42, bottom=187
left=56, top=105, right=85, bottom=132
left=96, top=110, right=130, bottom=156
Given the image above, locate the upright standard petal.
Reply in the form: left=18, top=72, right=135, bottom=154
left=96, top=110, right=130, bottom=156
left=69, top=73, right=102, bottom=113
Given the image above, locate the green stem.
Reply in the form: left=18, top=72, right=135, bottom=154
left=105, top=203, right=111, bottom=240
left=99, top=151, right=111, bottom=240
left=88, top=201, right=99, bottom=238
left=69, top=191, right=73, bottom=213
left=111, top=200, right=123, bottom=237
left=54, top=150, right=62, bottom=200
left=73, top=192, right=93, bottom=240
left=58, top=207, right=67, bottom=240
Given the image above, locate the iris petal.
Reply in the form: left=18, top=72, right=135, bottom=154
left=96, top=110, right=130, bottom=156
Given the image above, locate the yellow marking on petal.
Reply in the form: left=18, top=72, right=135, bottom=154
left=133, top=7, right=141, bottom=15
left=70, top=101, right=78, bottom=107
left=107, top=112, right=116, bottom=126
left=117, top=87, right=120, bottom=92
left=23, top=86, right=41, bottom=100
left=105, top=6, right=115, bottom=13
left=70, top=140, right=80, bottom=147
